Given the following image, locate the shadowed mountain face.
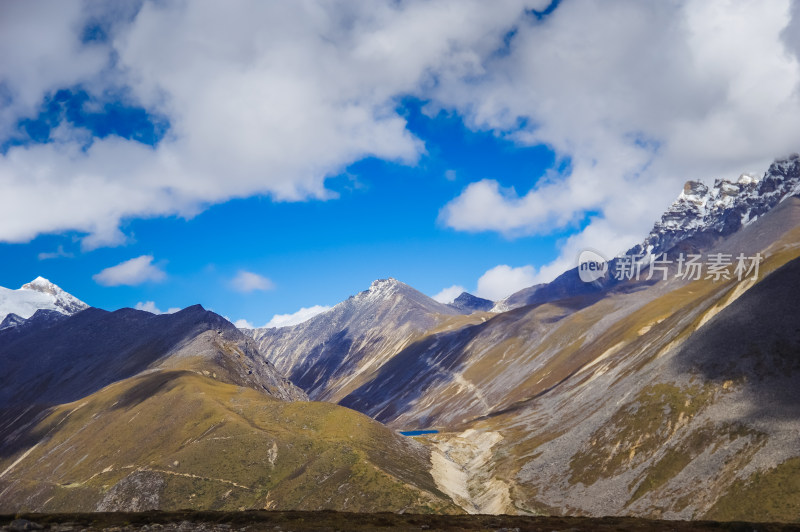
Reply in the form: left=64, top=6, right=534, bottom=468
left=673, top=254, right=800, bottom=417
left=448, top=292, right=494, bottom=313
left=0, top=309, right=66, bottom=332
left=0, top=304, right=305, bottom=411
left=0, top=313, right=26, bottom=330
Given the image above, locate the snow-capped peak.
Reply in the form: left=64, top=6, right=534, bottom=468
left=631, top=154, right=800, bottom=256
left=0, top=277, right=89, bottom=325
left=369, top=277, right=401, bottom=292
left=737, top=173, right=761, bottom=185
left=22, top=276, right=62, bottom=296
left=313, top=277, right=458, bottom=323
left=349, top=278, right=404, bottom=303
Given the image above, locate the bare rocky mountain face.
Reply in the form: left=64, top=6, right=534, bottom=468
left=249, top=278, right=462, bottom=402
left=246, top=155, right=800, bottom=519
left=448, top=292, right=494, bottom=313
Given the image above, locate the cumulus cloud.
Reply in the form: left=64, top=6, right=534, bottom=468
left=468, top=218, right=646, bottom=299
left=230, top=271, right=274, bottom=293
left=264, top=305, right=332, bottom=328
left=233, top=318, right=254, bottom=329
left=432, top=284, right=465, bottom=304
left=475, top=264, right=538, bottom=301
left=440, top=176, right=591, bottom=237
left=134, top=301, right=181, bottom=314
left=436, top=0, right=800, bottom=273
left=93, top=255, right=166, bottom=286
left=3, top=0, right=800, bottom=286
left=0, top=0, right=531, bottom=247
left=0, top=2, right=108, bottom=139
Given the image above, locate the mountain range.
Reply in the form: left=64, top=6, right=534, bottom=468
left=1, top=154, right=799, bottom=520
left=0, top=300, right=456, bottom=513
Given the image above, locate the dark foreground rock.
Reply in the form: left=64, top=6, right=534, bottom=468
left=2, top=512, right=800, bottom=532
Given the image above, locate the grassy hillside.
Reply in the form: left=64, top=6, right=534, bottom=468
left=0, top=370, right=459, bottom=514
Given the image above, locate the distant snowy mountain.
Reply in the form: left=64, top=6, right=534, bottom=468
left=490, top=154, right=800, bottom=313
left=631, top=153, right=800, bottom=256
left=0, top=276, right=88, bottom=325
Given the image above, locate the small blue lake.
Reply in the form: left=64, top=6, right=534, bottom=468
left=399, top=430, right=439, bottom=436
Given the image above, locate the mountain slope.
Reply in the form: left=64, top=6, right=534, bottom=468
left=243, top=157, right=800, bottom=436
left=336, top=195, right=800, bottom=432
left=0, top=370, right=459, bottom=514
left=250, top=278, right=460, bottom=402
left=0, top=304, right=305, bottom=411
left=0, top=302, right=459, bottom=514
left=448, top=244, right=800, bottom=521
left=0, top=277, right=88, bottom=324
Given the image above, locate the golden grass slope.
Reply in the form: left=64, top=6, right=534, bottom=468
left=0, top=370, right=459, bottom=514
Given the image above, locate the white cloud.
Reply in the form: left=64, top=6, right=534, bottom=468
left=432, top=285, right=465, bottom=304
left=440, top=176, right=590, bottom=237
left=475, top=264, right=538, bottom=301
left=435, top=0, right=800, bottom=273
left=0, top=2, right=109, bottom=140
left=93, top=255, right=166, bottom=286
left=230, top=271, right=274, bottom=293
left=37, top=244, right=73, bottom=260
left=233, top=318, right=254, bottom=329
left=134, top=301, right=181, bottom=314
left=2, top=0, right=799, bottom=289
left=265, top=305, right=332, bottom=328
left=0, top=1, right=531, bottom=247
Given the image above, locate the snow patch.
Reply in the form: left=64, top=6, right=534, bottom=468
left=0, top=277, right=88, bottom=323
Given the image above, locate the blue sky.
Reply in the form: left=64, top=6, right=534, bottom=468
left=0, top=96, right=567, bottom=325
left=2, top=1, right=799, bottom=327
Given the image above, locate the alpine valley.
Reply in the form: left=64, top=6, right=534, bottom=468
left=2, top=155, right=800, bottom=522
